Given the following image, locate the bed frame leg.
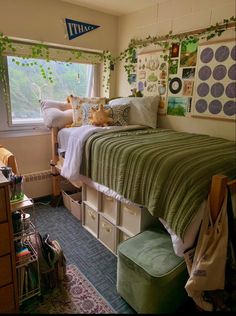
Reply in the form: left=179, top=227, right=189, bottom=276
left=50, top=127, right=62, bottom=207
left=50, top=158, right=61, bottom=207
left=209, top=174, right=228, bottom=223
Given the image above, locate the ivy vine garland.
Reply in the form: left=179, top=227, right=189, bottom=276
left=117, top=16, right=236, bottom=84
left=0, top=16, right=235, bottom=97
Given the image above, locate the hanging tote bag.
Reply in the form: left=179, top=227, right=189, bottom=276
left=184, top=190, right=228, bottom=311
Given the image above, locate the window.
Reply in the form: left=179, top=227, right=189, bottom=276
left=7, top=57, right=94, bottom=125
left=0, top=41, right=102, bottom=133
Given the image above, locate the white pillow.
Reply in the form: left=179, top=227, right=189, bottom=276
left=108, top=95, right=160, bottom=128
left=42, top=108, right=73, bottom=129
left=41, top=100, right=73, bottom=129
left=41, top=100, right=71, bottom=111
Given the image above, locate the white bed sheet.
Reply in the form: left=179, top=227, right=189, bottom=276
left=57, top=126, right=204, bottom=257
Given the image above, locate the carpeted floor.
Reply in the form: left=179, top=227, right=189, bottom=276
left=20, top=264, right=116, bottom=314
left=28, top=200, right=136, bottom=314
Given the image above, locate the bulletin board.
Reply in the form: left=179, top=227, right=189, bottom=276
left=192, top=39, right=236, bottom=120
left=136, top=50, right=168, bottom=114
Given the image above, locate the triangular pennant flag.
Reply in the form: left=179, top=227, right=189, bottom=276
left=65, top=18, right=100, bottom=40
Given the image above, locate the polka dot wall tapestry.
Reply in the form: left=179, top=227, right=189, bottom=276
left=192, top=39, right=236, bottom=120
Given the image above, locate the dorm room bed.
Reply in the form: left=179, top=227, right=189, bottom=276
left=49, top=123, right=236, bottom=256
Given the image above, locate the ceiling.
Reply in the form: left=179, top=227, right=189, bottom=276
left=61, top=0, right=165, bottom=16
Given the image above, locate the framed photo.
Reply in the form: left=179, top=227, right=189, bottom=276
left=171, top=43, right=180, bottom=58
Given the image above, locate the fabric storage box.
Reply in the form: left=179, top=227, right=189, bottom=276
left=62, top=190, right=82, bottom=218
left=83, top=204, right=98, bottom=237
left=98, top=216, right=116, bottom=254
left=70, top=192, right=82, bottom=220
left=83, top=184, right=101, bottom=211
left=117, top=226, right=188, bottom=314
left=101, top=193, right=118, bottom=225
left=62, top=190, right=71, bottom=210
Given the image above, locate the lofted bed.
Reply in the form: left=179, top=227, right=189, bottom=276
left=46, top=98, right=236, bottom=257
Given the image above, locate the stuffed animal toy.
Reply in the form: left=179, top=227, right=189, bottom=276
left=66, top=94, right=73, bottom=104
left=129, top=88, right=143, bottom=97
left=89, top=104, right=113, bottom=127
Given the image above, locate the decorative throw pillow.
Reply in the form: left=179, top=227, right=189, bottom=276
left=82, top=103, right=130, bottom=126
left=67, top=95, right=107, bottom=127
left=108, top=95, right=160, bottom=128
left=40, top=100, right=73, bottom=129
left=109, top=103, right=130, bottom=126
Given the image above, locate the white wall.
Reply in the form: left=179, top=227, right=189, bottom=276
left=116, top=0, right=236, bottom=141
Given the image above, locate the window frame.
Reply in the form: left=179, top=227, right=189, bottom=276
left=0, top=40, right=103, bottom=136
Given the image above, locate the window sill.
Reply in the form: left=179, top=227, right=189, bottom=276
left=0, top=127, right=50, bottom=138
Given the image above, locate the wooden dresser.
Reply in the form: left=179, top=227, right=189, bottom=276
left=0, top=172, right=18, bottom=313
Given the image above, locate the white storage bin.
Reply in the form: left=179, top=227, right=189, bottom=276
left=70, top=192, right=82, bottom=220
left=99, top=216, right=116, bottom=254
left=62, top=190, right=82, bottom=221
left=83, top=204, right=98, bottom=237
left=101, top=194, right=118, bottom=224
left=117, top=228, right=131, bottom=244
left=119, top=203, right=156, bottom=236
left=84, top=184, right=100, bottom=210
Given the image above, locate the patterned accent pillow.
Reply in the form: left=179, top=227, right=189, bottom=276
left=110, top=103, right=130, bottom=126
left=68, top=96, right=106, bottom=127
left=82, top=103, right=130, bottom=126
left=82, top=103, right=99, bottom=125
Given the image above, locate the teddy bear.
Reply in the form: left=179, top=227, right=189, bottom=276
left=89, top=104, right=113, bottom=127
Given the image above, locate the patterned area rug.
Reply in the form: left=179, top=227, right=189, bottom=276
left=20, top=264, right=116, bottom=314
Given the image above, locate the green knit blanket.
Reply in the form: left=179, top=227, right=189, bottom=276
left=81, top=128, right=236, bottom=238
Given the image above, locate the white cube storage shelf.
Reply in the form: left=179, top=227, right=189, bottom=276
left=82, top=183, right=157, bottom=255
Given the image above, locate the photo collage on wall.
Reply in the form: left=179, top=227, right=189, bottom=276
left=136, top=51, right=168, bottom=114
left=167, top=40, right=198, bottom=117
left=192, top=39, right=236, bottom=120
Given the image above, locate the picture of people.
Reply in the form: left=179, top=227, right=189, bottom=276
left=183, top=80, right=194, bottom=96
left=180, top=40, right=198, bottom=67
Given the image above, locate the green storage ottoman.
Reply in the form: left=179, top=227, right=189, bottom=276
left=117, top=226, right=188, bottom=314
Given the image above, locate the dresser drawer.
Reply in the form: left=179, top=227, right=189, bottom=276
left=0, top=255, right=13, bottom=287
left=0, top=187, right=8, bottom=222
left=0, top=283, right=16, bottom=313
left=101, top=194, right=118, bottom=224
left=99, top=216, right=116, bottom=253
left=0, top=223, right=10, bottom=256
left=83, top=204, right=98, bottom=237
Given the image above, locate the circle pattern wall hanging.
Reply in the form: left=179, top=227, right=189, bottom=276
left=169, top=77, right=182, bottom=94
left=192, top=39, right=236, bottom=120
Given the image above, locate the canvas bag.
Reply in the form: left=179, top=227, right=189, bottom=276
left=184, top=190, right=228, bottom=311
left=31, top=232, right=66, bottom=290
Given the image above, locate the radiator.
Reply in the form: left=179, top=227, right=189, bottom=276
left=23, top=170, right=51, bottom=183
left=22, top=170, right=52, bottom=198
